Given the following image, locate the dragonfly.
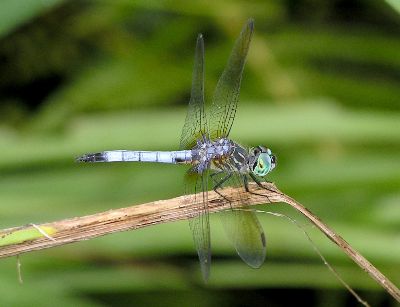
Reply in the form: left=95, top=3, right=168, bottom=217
left=77, top=19, right=276, bottom=281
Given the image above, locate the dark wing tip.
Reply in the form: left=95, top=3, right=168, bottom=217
left=196, top=33, right=204, bottom=51
left=247, top=18, right=254, bottom=31
left=201, top=263, right=210, bottom=282
left=196, top=34, right=204, bottom=46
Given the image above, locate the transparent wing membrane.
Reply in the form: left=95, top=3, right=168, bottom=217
left=213, top=160, right=266, bottom=268
left=208, top=19, right=254, bottom=139
left=179, top=34, right=207, bottom=150
left=185, top=170, right=211, bottom=280
left=180, top=34, right=211, bottom=280
left=206, top=20, right=265, bottom=267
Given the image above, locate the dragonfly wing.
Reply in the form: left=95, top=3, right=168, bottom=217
left=179, top=33, right=211, bottom=280
left=185, top=169, right=211, bottom=281
left=180, top=34, right=207, bottom=150
left=208, top=19, right=254, bottom=139
left=213, top=161, right=266, bottom=268
left=220, top=204, right=266, bottom=268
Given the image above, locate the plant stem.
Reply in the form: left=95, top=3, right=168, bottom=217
left=0, top=183, right=399, bottom=302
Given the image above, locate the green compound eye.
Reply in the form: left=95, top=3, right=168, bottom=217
left=253, top=153, right=271, bottom=177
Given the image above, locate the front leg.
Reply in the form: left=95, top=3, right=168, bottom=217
left=246, top=173, right=275, bottom=202
left=249, top=173, right=282, bottom=193
left=211, top=170, right=233, bottom=204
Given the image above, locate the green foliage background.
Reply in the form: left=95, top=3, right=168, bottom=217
left=0, top=1, right=399, bottom=306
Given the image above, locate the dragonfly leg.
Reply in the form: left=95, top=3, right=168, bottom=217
left=211, top=170, right=233, bottom=205
left=243, top=175, right=251, bottom=193
left=246, top=173, right=277, bottom=202
left=210, top=169, right=224, bottom=185
left=250, top=173, right=280, bottom=192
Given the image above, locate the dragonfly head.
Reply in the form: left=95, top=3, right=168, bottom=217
left=249, top=146, right=276, bottom=177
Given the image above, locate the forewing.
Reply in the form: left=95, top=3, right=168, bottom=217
left=185, top=169, right=211, bottom=281
left=214, top=161, right=266, bottom=268
left=208, top=19, right=254, bottom=139
left=179, top=34, right=207, bottom=150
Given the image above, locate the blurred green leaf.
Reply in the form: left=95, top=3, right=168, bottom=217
left=0, top=0, right=64, bottom=38
left=0, top=2, right=399, bottom=305
left=386, top=0, right=400, bottom=14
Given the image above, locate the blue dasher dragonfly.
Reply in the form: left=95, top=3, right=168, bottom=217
left=77, top=19, right=276, bottom=281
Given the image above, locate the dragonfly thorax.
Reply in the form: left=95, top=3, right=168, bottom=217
left=193, top=138, right=234, bottom=159
left=191, top=138, right=235, bottom=171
